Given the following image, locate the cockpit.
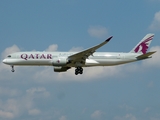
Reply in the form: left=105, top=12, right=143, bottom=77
left=7, top=55, right=11, bottom=58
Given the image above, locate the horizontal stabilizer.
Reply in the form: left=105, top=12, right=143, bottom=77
left=136, top=51, right=156, bottom=60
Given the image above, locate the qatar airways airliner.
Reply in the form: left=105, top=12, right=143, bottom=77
left=3, top=34, right=156, bottom=75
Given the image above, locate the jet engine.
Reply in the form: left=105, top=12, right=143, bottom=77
left=54, top=66, right=71, bottom=72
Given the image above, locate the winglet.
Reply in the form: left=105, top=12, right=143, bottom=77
left=106, top=36, right=113, bottom=42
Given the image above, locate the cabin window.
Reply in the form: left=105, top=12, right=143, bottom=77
left=7, top=55, right=11, bottom=57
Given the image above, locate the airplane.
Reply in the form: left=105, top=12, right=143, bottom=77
left=3, top=33, right=156, bottom=75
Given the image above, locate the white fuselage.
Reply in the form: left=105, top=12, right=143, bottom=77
left=2, top=34, right=155, bottom=74
left=3, top=51, right=141, bottom=67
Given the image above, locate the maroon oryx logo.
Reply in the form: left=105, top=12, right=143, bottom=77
left=134, top=35, right=153, bottom=54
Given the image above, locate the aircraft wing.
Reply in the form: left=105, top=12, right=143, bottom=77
left=68, top=36, right=113, bottom=65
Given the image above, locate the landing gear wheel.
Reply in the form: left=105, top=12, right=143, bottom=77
left=75, top=67, right=83, bottom=75
left=79, top=71, right=83, bottom=74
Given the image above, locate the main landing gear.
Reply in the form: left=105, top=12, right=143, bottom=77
left=11, top=65, right=15, bottom=72
left=75, top=67, right=83, bottom=75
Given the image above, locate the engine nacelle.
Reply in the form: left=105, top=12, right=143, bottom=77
left=52, top=57, right=68, bottom=66
left=54, top=66, right=70, bottom=72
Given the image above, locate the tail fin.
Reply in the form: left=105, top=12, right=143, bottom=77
left=130, top=34, right=154, bottom=54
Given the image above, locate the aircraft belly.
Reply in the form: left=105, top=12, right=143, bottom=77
left=6, top=58, right=136, bottom=67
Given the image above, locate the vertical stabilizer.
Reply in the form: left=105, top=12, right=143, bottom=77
left=130, top=34, right=154, bottom=54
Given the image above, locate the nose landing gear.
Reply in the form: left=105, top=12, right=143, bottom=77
left=75, top=67, right=83, bottom=75
left=11, top=65, right=15, bottom=72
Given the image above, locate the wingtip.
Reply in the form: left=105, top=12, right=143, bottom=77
left=105, top=36, right=113, bottom=42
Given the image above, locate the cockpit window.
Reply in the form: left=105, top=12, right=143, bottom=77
left=7, top=55, right=11, bottom=57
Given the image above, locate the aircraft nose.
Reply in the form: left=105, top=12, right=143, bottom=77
left=2, top=59, right=7, bottom=64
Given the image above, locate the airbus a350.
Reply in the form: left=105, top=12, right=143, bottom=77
left=3, top=34, right=156, bottom=75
